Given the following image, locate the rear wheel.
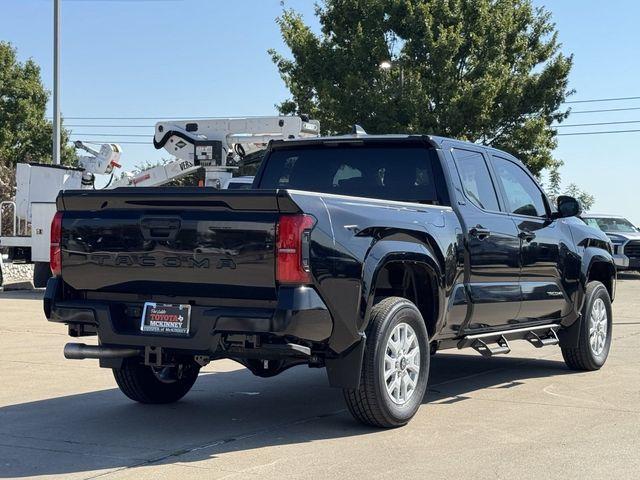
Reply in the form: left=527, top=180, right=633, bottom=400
left=343, top=297, right=430, bottom=428
left=113, top=360, right=200, bottom=404
left=561, top=281, right=612, bottom=371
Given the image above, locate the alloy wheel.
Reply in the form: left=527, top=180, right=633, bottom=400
left=383, top=322, right=421, bottom=405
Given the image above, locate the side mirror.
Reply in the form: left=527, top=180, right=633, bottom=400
left=555, top=195, right=582, bottom=219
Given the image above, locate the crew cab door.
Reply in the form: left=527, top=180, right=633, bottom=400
left=449, top=146, right=522, bottom=331
left=489, top=155, right=572, bottom=321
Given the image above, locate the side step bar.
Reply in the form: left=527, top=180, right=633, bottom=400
left=525, top=329, right=559, bottom=348
left=470, top=336, right=511, bottom=357
left=458, top=324, right=560, bottom=357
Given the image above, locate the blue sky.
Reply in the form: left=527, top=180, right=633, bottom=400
left=1, top=0, right=639, bottom=224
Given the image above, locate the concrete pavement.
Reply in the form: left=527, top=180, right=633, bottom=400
left=1, top=275, right=639, bottom=479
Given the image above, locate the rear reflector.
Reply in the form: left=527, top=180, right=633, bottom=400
left=276, top=214, right=315, bottom=284
left=50, top=211, right=63, bottom=276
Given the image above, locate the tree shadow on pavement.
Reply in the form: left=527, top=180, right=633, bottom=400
left=0, top=352, right=571, bottom=478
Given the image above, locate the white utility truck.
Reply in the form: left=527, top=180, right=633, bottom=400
left=0, top=116, right=320, bottom=287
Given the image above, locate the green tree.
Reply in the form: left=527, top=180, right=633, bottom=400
left=543, top=160, right=595, bottom=212
left=0, top=42, right=75, bottom=234
left=270, top=0, right=573, bottom=176
left=0, top=42, right=75, bottom=167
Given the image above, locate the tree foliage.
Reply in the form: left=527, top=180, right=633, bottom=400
left=0, top=42, right=75, bottom=167
left=0, top=41, right=76, bottom=229
left=543, top=160, right=595, bottom=211
left=270, top=0, right=573, bottom=176
left=0, top=42, right=76, bottom=234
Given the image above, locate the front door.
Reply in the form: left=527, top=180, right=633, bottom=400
left=449, top=146, right=522, bottom=332
left=490, top=155, right=572, bottom=321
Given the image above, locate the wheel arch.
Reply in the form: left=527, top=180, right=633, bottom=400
left=560, top=250, right=616, bottom=350
left=326, top=230, right=446, bottom=390
left=581, top=249, right=616, bottom=307
left=360, top=236, right=444, bottom=340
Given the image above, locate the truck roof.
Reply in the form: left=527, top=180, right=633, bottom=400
left=273, top=133, right=476, bottom=149
left=271, top=133, right=523, bottom=164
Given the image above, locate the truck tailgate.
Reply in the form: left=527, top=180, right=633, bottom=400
left=57, top=188, right=299, bottom=299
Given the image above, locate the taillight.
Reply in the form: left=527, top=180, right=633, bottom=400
left=50, top=211, right=63, bottom=276
left=276, top=214, right=315, bottom=284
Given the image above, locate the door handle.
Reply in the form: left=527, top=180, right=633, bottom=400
left=469, top=227, right=491, bottom=240
left=140, top=217, right=181, bottom=240
left=518, top=231, right=536, bottom=242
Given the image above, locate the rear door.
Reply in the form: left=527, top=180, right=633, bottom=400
left=448, top=145, right=522, bottom=331
left=489, top=155, right=572, bottom=321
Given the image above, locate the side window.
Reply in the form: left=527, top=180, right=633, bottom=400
left=452, top=148, right=500, bottom=211
left=491, top=156, right=547, bottom=217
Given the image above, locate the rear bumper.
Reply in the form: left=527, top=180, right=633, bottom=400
left=44, top=277, right=333, bottom=353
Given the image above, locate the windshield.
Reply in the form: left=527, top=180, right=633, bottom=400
left=258, top=145, right=449, bottom=205
left=583, top=217, right=638, bottom=233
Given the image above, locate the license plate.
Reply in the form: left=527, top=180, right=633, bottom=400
left=140, top=302, right=191, bottom=336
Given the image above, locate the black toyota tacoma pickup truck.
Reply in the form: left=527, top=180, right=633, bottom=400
left=45, top=135, right=616, bottom=428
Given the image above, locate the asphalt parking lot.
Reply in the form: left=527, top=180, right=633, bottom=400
left=1, top=275, right=639, bottom=480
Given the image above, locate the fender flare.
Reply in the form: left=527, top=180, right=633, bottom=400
left=359, top=238, right=444, bottom=334
left=559, top=248, right=615, bottom=348
left=325, top=237, right=444, bottom=390
left=578, top=248, right=616, bottom=309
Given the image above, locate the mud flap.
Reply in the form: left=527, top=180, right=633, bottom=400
left=557, top=315, right=582, bottom=349
left=325, top=338, right=365, bottom=389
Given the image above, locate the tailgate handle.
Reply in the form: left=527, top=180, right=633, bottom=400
left=140, top=218, right=181, bottom=240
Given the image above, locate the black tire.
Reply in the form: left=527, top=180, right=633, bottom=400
left=113, top=360, right=200, bottom=404
left=33, top=262, right=52, bottom=288
left=343, top=297, right=430, bottom=428
left=561, top=281, right=612, bottom=371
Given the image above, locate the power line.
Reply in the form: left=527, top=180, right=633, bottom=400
left=564, top=95, right=640, bottom=104
left=69, top=139, right=150, bottom=145
left=557, top=129, right=640, bottom=136
left=66, top=120, right=640, bottom=129
left=70, top=133, right=151, bottom=137
left=569, top=106, right=640, bottom=114
left=48, top=95, right=640, bottom=119
left=53, top=116, right=205, bottom=120
left=66, top=124, right=155, bottom=128
left=555, top=120, right=640, bottom=128
left=49, top=106, right=640, bottom=120
left=68, top=128, right=640, bottom=145
left=50, top=115, right=270, bottom=120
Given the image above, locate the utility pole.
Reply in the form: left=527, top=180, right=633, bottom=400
left=52, top=0, right=61, bottom=164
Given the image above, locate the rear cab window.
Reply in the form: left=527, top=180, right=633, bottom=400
left=257, top=143, right=450, bottom=206
left=451, top=148, right=500, bottom=211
